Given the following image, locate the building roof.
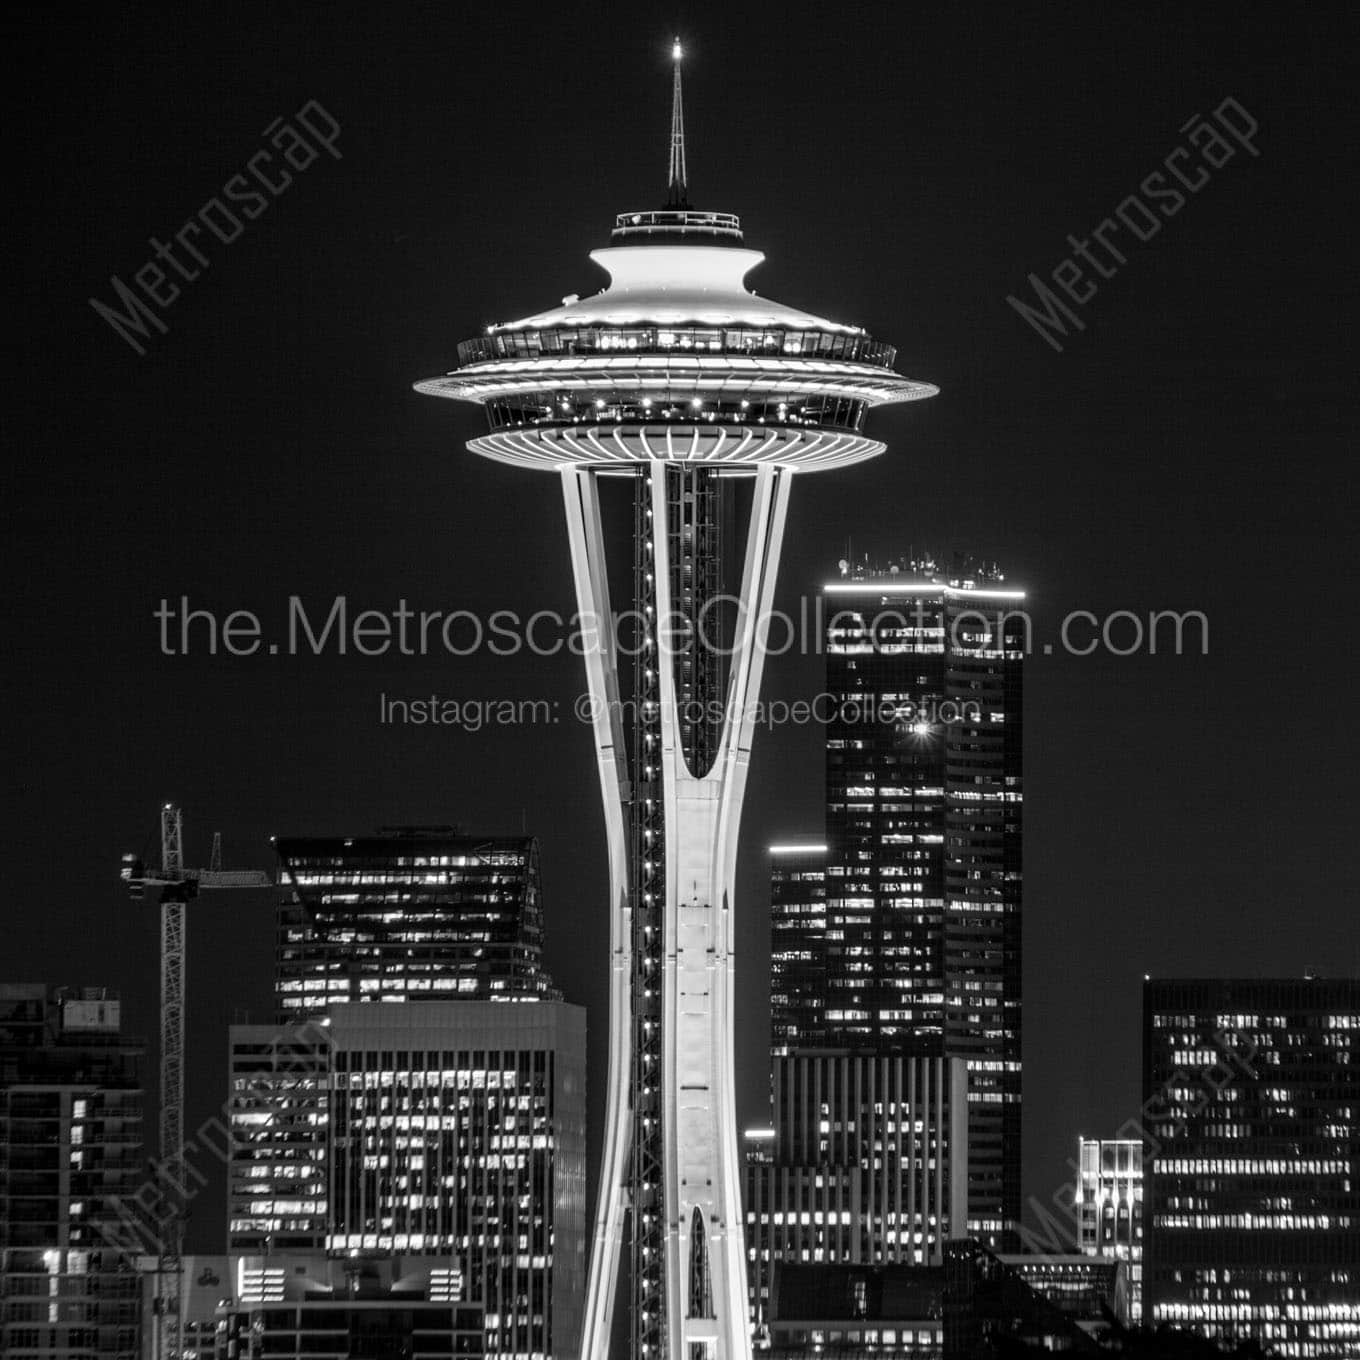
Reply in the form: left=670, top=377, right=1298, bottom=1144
left=771, top=1263, right=944, bottom=1323
left=489, top=245, right=865, bottom=335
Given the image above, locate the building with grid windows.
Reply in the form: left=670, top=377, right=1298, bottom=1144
left=0, top=984, right=146, bottom=1360
left=744, top=1053, right=967, bottom=1339
left=821, top=559, right=1024, bottom=1245
left=748, top=557, right=1024, bottom=1320
left=1076, top=1137, right=1143, bottom=1322
left=225, top=1024, right=332, bottom=1255
left=228, top=1000, right=586, bottom=1360
left=273, top=831, right=558, bottom=1017
left=768, top=846, right=828, bottom=1055
left=1142, top=976, right=1360, bottom=1358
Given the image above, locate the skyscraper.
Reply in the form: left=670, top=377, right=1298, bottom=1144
left=752, top=557, right=1025, bottom=1301
left=768, top=845, right=828, bottom=1055
left=228, top=829, right=587, bottom=1360
left=0, top=985, right=146, bottom=1360
left=414, top=45, right=938, bottom=1360
left=749, top=837, right=970, bottom=1335
left=1076, top=1137, right=1143, bottom=1322
left=744, top=1051, right=967, bottom=1338
left=1142, top=976, right=1360, bottom=1357
left=274, top=830, right=557, bottom=1017
left=228, top=1002, right=586, bottom=1359
left=822, top=559, right=1024, bottom=1245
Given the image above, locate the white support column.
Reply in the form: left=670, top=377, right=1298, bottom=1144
left=563, top=467, right=635, bottom=1360
left=647, top=461, right=692, bottom=1359
left=653, top=462, right=791, bottom=1360
left=570, top=459, right=794, bottom=1360
left=708, top=465, right=791, bottom=1354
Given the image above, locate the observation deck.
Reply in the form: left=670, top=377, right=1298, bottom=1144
left=414, top=236, right=937, bottom=472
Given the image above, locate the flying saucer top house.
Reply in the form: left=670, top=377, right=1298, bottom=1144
left=415, top=43, right=938, bottom=1360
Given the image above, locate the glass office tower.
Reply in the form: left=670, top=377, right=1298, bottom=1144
left=821, top=558, right=1024, bottom=1245
left=229, top=828, right=584, bottom=1360
left=1143, top=976, right=1360, bottom=1357
left=228, top=1001, right=586, bottom=1360
left=747, top=558, right=1024, bottom=1336
left=274, top=831, right=557, bottom=1016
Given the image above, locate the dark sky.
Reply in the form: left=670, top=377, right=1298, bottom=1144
left=9, top=1, right=1358, bottom=1252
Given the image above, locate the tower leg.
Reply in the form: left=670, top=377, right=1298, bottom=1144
left=563, top=468, right=635, bottom=1360
left=652, top=464, right=791, bottom=1360
left=570, top=461, right=792, bottom=1360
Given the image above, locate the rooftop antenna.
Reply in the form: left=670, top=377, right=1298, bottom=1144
left=666, top=37, right=688, bottom=208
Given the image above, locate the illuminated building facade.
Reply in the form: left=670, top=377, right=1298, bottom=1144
left=768, top=846, right=828, bottom=1055
left=1143, top=977, right=1360, bottom=1358
left=942, top=1240, right=1127, bottom=1359
left=0, top=984, right=145, bottom=1360
left=414, top=43, right=938, bottom=1360
left=762, top=1263, right=944, bottom=1358
left=750, top=559, right=1023, bottom=1294
left=228, top=1000, right=586, bottom=1360
left=217, top=1254, right=484, bottom=1360
left=274, top=831, right=557, bottom=1018
left=744, top=1053, right=967, bottom=1339
left=754, top=1251, right=1127, bottom=1360
left=1076, top=1137, right=1142, bottom=1321
left=821, top=559, right=1024, bottom=1246
left=226, top=1025, right=331, bottom=1254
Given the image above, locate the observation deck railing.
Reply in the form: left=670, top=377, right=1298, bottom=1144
left=456, top=326, right=896, bottom=370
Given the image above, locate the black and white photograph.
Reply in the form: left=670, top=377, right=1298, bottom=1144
left=7, top=3, right=1359, bottom=1357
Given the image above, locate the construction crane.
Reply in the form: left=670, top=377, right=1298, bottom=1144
left=120, top=803, right=273, bottom=1360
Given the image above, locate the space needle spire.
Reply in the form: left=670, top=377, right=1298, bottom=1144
left=666, top=37, right=688, bottom=207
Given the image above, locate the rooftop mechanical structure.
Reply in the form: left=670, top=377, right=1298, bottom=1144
left=415, top=43, right=938, bottom=1360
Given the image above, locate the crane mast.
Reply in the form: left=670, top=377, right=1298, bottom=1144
left=159, top=805, right=186, bottom=1360
left=120, top=803, right=272, bottom=1360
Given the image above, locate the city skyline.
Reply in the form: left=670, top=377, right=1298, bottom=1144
left=9, top=3, right=1360, bottom=1355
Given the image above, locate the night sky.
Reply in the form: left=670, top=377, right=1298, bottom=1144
left=10, top=1, right=1358, bottom=1251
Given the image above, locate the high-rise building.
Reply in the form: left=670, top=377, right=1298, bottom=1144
left=414, top=43, right=938, bottom=1360
left=822, top=558, right=1025, bottom=1245
left=756, top=844, right=964, bottom=1336
left=225, top=1024, right=332, bottom=1255
left=1076, top=1137, right=1142, bottom=1322
left=0, top=984, right=146, bottom=1360
left=750, top=557, right=1024, bottom=1309
left=1142, top=976, right=1360, bottom=1358
left=744, top=1052, right=967, bottom=1338
left=231, top=827, right=586, bottom=1359
left=228, top=1000, right=586, bottom=1360
left=768, top=845, right=828, bottom=1055
left=274, top=831, right=557, bottom=1018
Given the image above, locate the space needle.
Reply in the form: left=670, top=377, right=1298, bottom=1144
left=415, top=41, right=938, bottom=1360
